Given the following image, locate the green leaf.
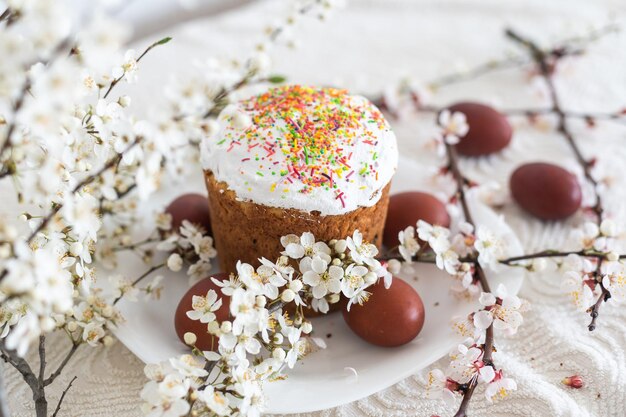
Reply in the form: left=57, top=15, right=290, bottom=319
left=267, top=75, right=287, bottom=84
left=156, top=37, right=172, bottom=45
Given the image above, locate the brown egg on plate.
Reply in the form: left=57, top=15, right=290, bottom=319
left=447, top=102, right=512, bottom=156
left=174, top=273, right=230, bottom=351
left=383, top=191, right=450, bottom=248
left=343, top=277, right=425, bottom=347
left=165, top=193, right=212, bottom=235
left=510, top=162, right=582, bottom=220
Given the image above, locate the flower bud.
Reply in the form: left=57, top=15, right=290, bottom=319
left=69, top=242, right=83, bottom=256
left=387, top=259, right=401, bottom=274
left=607, top=252, right=619, bottom=262
left=118, top=95, right=131, bottom=108
left=167, top=253, right=183, bottom=272
left=103, top=336, right=114, bottom=347
left=600, top=219, right=617, bottom=237
left=332, top=258, right=342, bottom=266
left=3, top=225, right=17, bottom=240
left=0, top=244, right=11, bottom=259
left=272, top=348, right=286, bottom=361
left=256, top=295, right=267, bottom=307
left=67, top=321, right=78, bottom=332
left=281, top=289, right=296, bottom=302
left=273, top=333, right=284, bottom=344
left=301, top=321, right=313, bottom=334
left=364, top=271, right=377, bottom=285
left=102, top=305, right=114, bottom=318
left=220, top=321, right=232, bottom=334
left=207, top=321, right=220, bottom=335
left=532, top=258, right=547, bottom=272
left=328, top=293, right=340, bottom=304
left=334, top=240, right=347, bottom=253
left=289, top=280, right=303, bottom=292
left=183, top=332, right=197, bottom=346
left=562, top=375, right=583, bottom=389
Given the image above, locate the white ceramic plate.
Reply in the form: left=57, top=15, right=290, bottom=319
left=106, top=155, right=524, bottom=414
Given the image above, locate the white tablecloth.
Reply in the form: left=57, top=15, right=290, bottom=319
left=4, top=0, right=626, bottom=415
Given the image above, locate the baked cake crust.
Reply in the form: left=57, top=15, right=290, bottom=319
left=204, top=170, right=391, bottom=274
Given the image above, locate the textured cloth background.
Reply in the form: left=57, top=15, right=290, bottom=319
left=3, top=0, right=626, bottom=415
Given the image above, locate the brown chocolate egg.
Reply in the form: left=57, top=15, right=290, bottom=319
left=447, top=102, right=512, bottom=156
left=174, top=273, right=230, bottom=351
left=343, top=277, right=425, bottom=347
left=510, top=162, right=582, bottom=221
left=165, top=193, right=212, bottom=235
left=383, top=192, right=450, bottom=248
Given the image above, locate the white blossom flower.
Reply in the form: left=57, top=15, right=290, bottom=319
left=197, top=386, right=230, bottom=416
left=473, top=284, right=525, bottom=336
left=417, top=220, right=451, bottom=254
left=601, top=261, right=626, bottom=302
left=302, top=256, right=342, bottom=299
left=485, top=372, right=517, bottom=403
left=398, top=226, right=420, bottom=262
left=140, top=380, right=191, bottom=417
left=426, top=369, right=457, bottom=405
left=561, top=254, right=597, bottom=310
left=211, top=273, right=241, bottom=297
left=112, top=49, right=139, bottom=83
left=474, top=226, right=507, bottom=271
left=283, top=326, right=306, bottom=368
left=438, top=110, right=469, bottom=145
left=169, top=354, right=209, bottom=378
left=346, top=230, right=379, bottom=266
left=81, top=321, right=105, bottom=346
left=61, top=192, right=101, bottom=242
left=281, top=232, right=331, bottom=261
left=187, top=289, right=223, bottom=324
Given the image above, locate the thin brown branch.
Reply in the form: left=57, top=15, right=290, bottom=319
left=453, top=375, right=479, bottom=417
left=0, top=340, right=47, bottom=416
left=499, top=249, right=605, bottom=265
left=43, top=343, right=80, bottom=387
left=38, top=336, right=46, bottom=385
left=51, top=375, right=77, bottom=417
left=587, top=258, right=610, bottom=332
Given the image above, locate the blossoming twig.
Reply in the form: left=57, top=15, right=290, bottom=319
left=102, top=37, right=172, bottom=100
left=25, top=138, right=142, bottom=244
left=445, top=143, right=495, bottom=417
left=505, top=28, right=610, bottom=330
left=113, top=263, right=165, bottom=305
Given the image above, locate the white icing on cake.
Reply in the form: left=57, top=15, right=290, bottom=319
left=201, top=85, right=398, bottom=216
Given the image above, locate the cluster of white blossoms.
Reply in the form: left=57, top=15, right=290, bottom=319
left=393, top=219, right=507, bottom=297
left=558, top=219, right=626, bottom=310
left=141, top=230, right=389, bottom=417
left=437, top=110, right=470, bottom=146
left=157, top=218, right=219, bottom=285
left=428, top=341, right=517, bottom=405
left=0, top=1, right=347, bottom=415
left=0, top=0, right=164, bottom=355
